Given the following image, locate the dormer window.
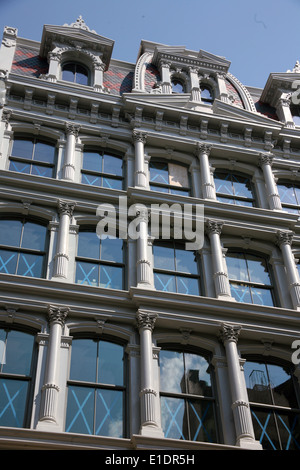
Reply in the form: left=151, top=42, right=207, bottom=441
left=62, top=62, right=89, bottom=86
left=171, top=78, right=185, bottom=94
left=200, top=84, right=214, bottom=104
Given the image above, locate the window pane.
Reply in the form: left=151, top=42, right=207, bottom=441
left=278, top=184, right=297, bottom=205
left=62, top=63, right=75, bottom=82
left=76, top=261, right=99, bottom=286
left=187, top=399, right=217, bottom=442
left=102, top=176, right=123, bottom=190
left=83, top=152, right=102, bottom=172
left=31, top=164, right=53, bottom=178
left=95, top=389, right=123, bottom=437
left=2, top=330, right=34, bottom=375
left=17, top=253, right=44, bottom=278
left=0, top=379, right=29, bottom=427
left=154, top=272, right=176, bottom=292
left=250, top=286, right=274, bottom=306
left=99, top=264, right=123, bottom=290
left=9, top=160, right=31, bottom=174
left=184, top=353, right=212, bottom=397
left=34, top=141, right=55, bottom=164
left=103, top=154, right=123, bottom=176
left=251, top=408, right=280, bottom=450
left=160, top=350, right=184, bottom=394
left=227, top=253, right=248, bottom=281
left=11, top=139, right=33, bottom=159
left=215, top=173, right=233, bottom=195
left=161, top=396, right=185, bottom=439
left=232, top=174, right=253, bottom=199
left=244, top=361, right=273, bottom=405
left=69, top=339, right=97, bottom=383
left=100, top=238, right=123, bottom=263
left=153, top=244, right=175, bottom=271
left=176, top=276, right=199, bottom=296
left=81, top=173, right=101, bottom=186
left=247, top=255, right=270, bottom=284
left=0, top=250, right=18, bottom=274
left=267, top=364, right=298, bottom=408
left=0, top=219, right=22, bottom=247
left=21, top=222, right=47, bottom=251
left=75, top=65, right=88, bottom=85
left=150, top=162, right=169, bottom=185
left=168, top=163, right=188, bottom=188
left=98, top=341, right=124, bottom=385
left=66, top=385, right=94, bottom=434
left=78, top=231, right=100, bottom=259
left=276, top=411, right=300, bottom=450
left=230, top=282, right=252, bottom=303
left=175, top=248, right=198, bottom=275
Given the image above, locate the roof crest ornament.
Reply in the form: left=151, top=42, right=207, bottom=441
left=63, top=15, right=97, bottom=34
left=287, top=60, right=300, bottom=73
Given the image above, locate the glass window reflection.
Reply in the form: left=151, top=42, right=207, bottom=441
left=214, top=171, right=254, bottom=206
left=10, top=138, right=56, bottom=178
left=82, top=150, right=123, bottom=190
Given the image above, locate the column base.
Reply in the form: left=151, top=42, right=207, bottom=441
left=236, top=437, right=263, bottom=450
left=35, top=420, right=61, bottom=433
left=139, top=424, right=164, bottom=439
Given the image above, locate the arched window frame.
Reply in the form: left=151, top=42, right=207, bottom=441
left=0, top=324, right=38, bottom=428
left=149, top=158, right=191, bottom=196
left=277, top=180, right=300, bottom=214
left=65, top=333, right=128, bottom=438
left=81, top=147, right=124, bottom=190
left=158, top=343, right=219, bottom=443
left=61, top=61, right=90, bottom=86
left=214, top=169, right=256, bottom=207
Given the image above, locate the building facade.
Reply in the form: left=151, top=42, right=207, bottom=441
left=0, top=16, right=300, bottom=450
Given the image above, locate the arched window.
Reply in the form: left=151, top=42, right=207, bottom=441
left=214, top=170, right=255, bottom=206
left=171, top=77, right=185, bottom=94
left=66, top=337, right=126, bottom=437
left=9, top=137, right=56, bottom=178
left=226, top=251, right=275, bottom=306
left=0, top=327, right=36, bottom=428
left=200, top=84, right=214, bottom=104
left=243, top=357, right=300, bottom=450
left=149, top=160, right=190, bottom=196
left=278, top=182, right=300, bottom=214
left=62, top=62, right=89, bottom=86
left=159, top=346, right=218, bottom=442
left=0, top=217, right=48, bottom=278
left=81, top=150, right=123, bottom=190
left=153, top=241, right=200, bottom=295
left=75, top=228, right=124, bottom=290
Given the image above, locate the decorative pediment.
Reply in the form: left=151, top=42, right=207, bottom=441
left=260, top=69, right=300, bottom=108
left=39, top=16, right=114, bottom=68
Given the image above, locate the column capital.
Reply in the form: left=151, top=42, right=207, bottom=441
left=259, top=152, right=274, bottom=167
left=206, top=220, right=223, bottom=235
left=58, top=200, right=76, bottom=217
left=47, top=305, right=69, bottom=326
left=196, top=142, right=213, bottom=156
left=276, top=230, right=294, bottom=246
left=219, top=323, right=241, bottom=344
left=65, top=122, right=80, bottom=137
left=132, top=129, right=147, bottom=144
left=136, top=311, right=158, bottom=331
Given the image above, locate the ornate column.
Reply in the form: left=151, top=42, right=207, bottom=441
left=219, top=324, right=262, bottom=449
left=216, top=72, right=230, bottom=103
left=160, top=61, right=172, bottom=94
left=189, top=67, right=201, bottom=102
left=133, top=130, right=147, bottom=188
left=259, top=153, right=282, bottom=210
left=93, top=60, right=105, bottom=92
left=134, top=206, right=153, bottom=289
left=37, top=305, right=69, bottom=428
left=206, top=220, right=234, bottom=300
left=196, top=143, right=216, bottom=200
left=275, top=94, right=295, bottom=129
left=62, top=123, right=80, bottom=181
left=53, top=200, right=76, bottom=279
left=276, top=231, right=300, bottom=310
left=136, top=311, right=164, bottom=437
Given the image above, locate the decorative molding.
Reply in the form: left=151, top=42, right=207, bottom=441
left=47, top=305, right=69, bottom=326
left=219, top=323, right=241, bottom=344
left=136, top=311, right=158, bottom=331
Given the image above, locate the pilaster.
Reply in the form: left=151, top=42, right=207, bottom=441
left=276, top=231, right=300, bottom=310
left=196, top=143, right=216, bottom=200
left=259, top=153, right=282, bottom=211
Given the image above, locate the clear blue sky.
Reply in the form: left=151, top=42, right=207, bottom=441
left=0, top=0, right=299, bottom=89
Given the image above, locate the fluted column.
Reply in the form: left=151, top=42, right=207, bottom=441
left=196, top=143, right=216, bottom=200
left=160, top=61, right=172, bottom=94
left=62, top=123, right=80, bottom=181
left=134, top=206, right=153, bottom=288
left=37, top=305, right=69, bottom=428
left=206, top=220, right=234, bottom=300
left=189, top=67, right=201, bottom=102
left=259, top=153, right=282, bottom=210
left=136, top=311, right=164, bottom=437
left=53, top=200, right=75, bottom=278
left=276, top=231, right=300, bottom=310
left=133, top=130, right=147, bottom=188
left=219, top=324, right=262, bottom=449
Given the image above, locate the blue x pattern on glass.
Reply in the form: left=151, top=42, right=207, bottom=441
left=251, top=410, right=300, bottom=450
left=0, top=381, right=25, bottom=427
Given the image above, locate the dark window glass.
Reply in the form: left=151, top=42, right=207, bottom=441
left=153, top=242, right=200, bottom=295
left=75, top=229, right=124, bottom=290
left=66, top=338, right=126, bottom=437
left=291, top=105, right=300, bottom=126
left=214, top=171, right=254, bottom=206
left=0, top=328, right=35, bottom=428
left=160, top=348, right=217, bottom=443
left=278, top=182, right=300, bottom=215
left=62, top=62, right=89, bottom=86
left=227, top=252, right=274, bottom=306
left=82, top=150, right=123, bottom=190
left=10, top=138, right=56, bottom=178
left=150, top=161, right=190, bottom=196
left=0, top=218, right=48, bottom=278
left=244, top=358, right=300, bottom=450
